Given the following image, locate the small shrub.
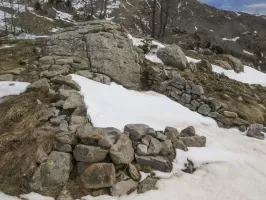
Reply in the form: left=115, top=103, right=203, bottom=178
left=34, top=1, right=41, bottom=11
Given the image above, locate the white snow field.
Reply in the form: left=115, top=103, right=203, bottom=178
left=212, top=64, right=266, bottom=86
left=70, top=75, right=266, bottom=200
left=0, top=81, right=29, bottom=99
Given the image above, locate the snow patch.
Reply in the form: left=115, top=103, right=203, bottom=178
left=222, top=36, right=240, bottom=42
left=0, top=81, right=29, bottom=99
left=243, top=50, right=255, bottom=56
left=71, top=74, right=216, bottom=130
left=212, top=64, right=266, bottom=86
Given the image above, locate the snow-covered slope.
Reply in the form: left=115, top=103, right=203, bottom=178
left=1, top=75, right=266, bottom=200
left=72, top=75, right=266, bottom=200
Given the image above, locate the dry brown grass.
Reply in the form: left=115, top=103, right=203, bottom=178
left=0, top=39, right=44, bottom=82
left=181, top=69, right=266, bottom=124
left=0, top=91, right=55, bottom=196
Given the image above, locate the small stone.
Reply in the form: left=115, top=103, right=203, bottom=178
left=156, top=132, right=167, bottom=141
left=109, top=134, right=134, bottom=164
left=247, top=124, right=265, bottom=140
left=147, top=137, right=162, bottom=156
left=179, top=136, right=206, bottom=147
left=50, top=115, right=66, bottom=126
left=55, top=132, right=77, bottom=145
left=223, top=111, right=238, bottom=118
left=135, top=155, right=172, bottom=172
left=73, top=145, right=108, bottom=162
left=80, top=163, right=116, bottom=189
left=51, top=76, right=81, bottom=91
left=182, top=160, right=196, bottom=174
left=136, top=144, right=148, bottom=156
left=54, top=142, right=72, bottom=153
left=0, top=74, right=13, bottom=81
left=124, top=124, right=150, bottom=140
left=180, top=126, right=196, bottom=137
left=138, top=177, right=158, bottom=194
left=110, top=179, right=138, bottom=196
left=198, top=104, right=211, bottom=116
left=26, top=79, right=50, bottom=92
left=128, top=163, right=141, bottom=181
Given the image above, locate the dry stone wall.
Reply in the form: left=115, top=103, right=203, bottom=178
left=146, top=64, right=250, bottom=131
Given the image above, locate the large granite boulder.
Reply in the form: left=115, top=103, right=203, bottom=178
left=80, top=163, right=116, bottom=189
left=157, top=44, right=188, bottom=70
left=30, top=151, right=72, bottom=191
left=45, top=20, right=143, bottom=89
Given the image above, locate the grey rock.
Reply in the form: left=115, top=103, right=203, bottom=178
left=0, top=74, right=13, bottom=81
left=209, top=98, right=222, bottom=111
left=181, top=93, right=192, bottom=104
left=198, top=104, right=211, bottom=116
left=93, top=73, right=111, bottom=85
left=30, top=151, right=72, bottom=191
left=110, top=179, right=138, bottom=196
left=157, top=44, right=188, bottom=70
left=128, top=163, right=141, bottom=181
left=54, top=142, right=72, bottom=153
left=180, top=126, right=196, bottom=137
left=180, top=136, right=206, bottom=147
left=26, top=79, right=50, bottom=92
left=46, top=21, right=143, bottom=89
left=247, top=124, right=265, bottom=140
left=56, top=57, right=73, bottom=65
left=98, top=129, right=120, bottom=148
left=223, top=111, right=238, bottom=118
left=73, top=144, right=108, bottom=162
left=136, top=144, right=148, bottom=156
left=109, top=134, right=134, bottom=164
left=51, top=76, right=81, bottom=91
left=80, top=163, right=116, bottom=189
left=72, top=63, right=89, bottom=70
left=55, top=132, right=77, bottom=145
left=191, top=84, right=204, bottom=96
left=39, top=107, right=58, bottom=122
left=35, top=148, right=48, bottom=164
left=116, top=171, right=130, bottom=182
left=76, top=70, right=94, bottom=79
left=135, top=155, right=172, bottom=172
left=156, top=132, right=167, bottom=141
left=182, top=160, right=195, bottom=174
left=1, top=68, right=25, bottom=75
left=63, top=94, right=84, bottom=110
left=222, top=55, right=244, bottom=73
left=164, top=126, right=179, bottom=138
left=76, top=124, right=103, bottom=144
left=239, top=125, right=247, bottom=132
left=76, top=162, right=90, bottom=175
left=59, top=89, right=80, bottom=100
left=39, top=56, right=55, bottom=65
left=124, top=124, right=150, bottom=140
left=147, top=137, right=162, bottom=156
left=138, top=177, right=158, bottom=194
left=50, top=115, right=66, bottom=126
left=214, top=60, right=232, bottom=70
left=160, top=139, right=174, bottom=156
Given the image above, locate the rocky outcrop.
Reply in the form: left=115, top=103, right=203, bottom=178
left=157, top=44, right=188, bottom=70
left=44, top=20, right=144, bottom=89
